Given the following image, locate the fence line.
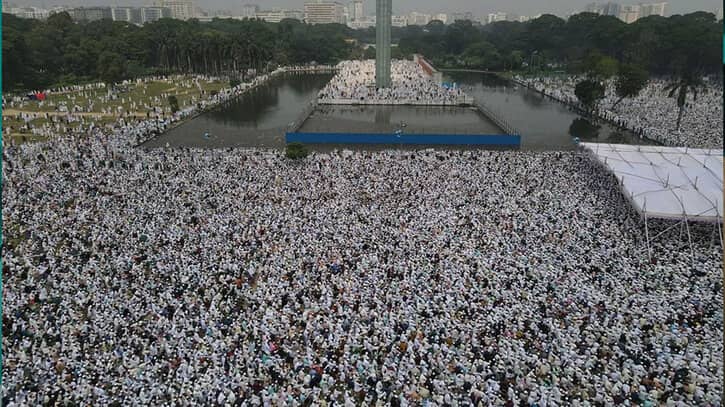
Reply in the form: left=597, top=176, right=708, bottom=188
left=317, top=95, right=474, bottom=106
left=287, top=100, right=318, bottom=133
left=286, top=132, right=521, bottom=146
left=473, top=101, right=520, bottom=136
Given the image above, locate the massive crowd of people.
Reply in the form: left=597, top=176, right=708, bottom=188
left=2, top=66, right=341, bottom=143
left=515, top=75, right=724, bottom=149
left=2, top=75, right=221, bottom=114
left=0, top=70, right=294, bottom=144
left=318, top=60, right=470, bottom=105
left=3, top=120, right=723, bottom=405
left=1, top=62, right=722, bottom=406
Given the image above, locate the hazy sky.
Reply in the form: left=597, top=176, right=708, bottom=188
left=10, top=0, right=722, bottom=17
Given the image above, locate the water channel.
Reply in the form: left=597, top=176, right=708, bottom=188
left=143, top=71, right=652, bottom=150
left=447, top=72, right=652, bottom=150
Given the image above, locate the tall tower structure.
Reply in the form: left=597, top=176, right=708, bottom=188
left=375, top=0, right=392, bottom=88
left=352, top=0, right=363, bottom=21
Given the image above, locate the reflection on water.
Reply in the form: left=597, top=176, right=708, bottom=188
left=448, top=72, right=654, bottom=150
left=375, top=108, right=391, bottom=124
left=143, top=73, right=333, bottom=149
left=300, top=105, right=502, bottom=135
left=144, top=72, right=653, bottom=151
left=569, top=118, right=599, bottom=140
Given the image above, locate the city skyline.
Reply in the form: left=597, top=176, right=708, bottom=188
left=5, top=0, right=722, bottom=18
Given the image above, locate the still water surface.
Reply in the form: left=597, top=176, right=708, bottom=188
left=143, top=74, right=332, bottom=149
left=144, top=72, right=652, bottom=150
left=448, top=72, right=652, bottom=150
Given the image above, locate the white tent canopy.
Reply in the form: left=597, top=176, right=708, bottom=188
left=583, top=143, right=723, bottom=223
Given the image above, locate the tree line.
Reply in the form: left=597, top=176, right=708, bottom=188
left=3, top=11, right=721, bottom=92
left=395, top=11, right=721, bottom=77
left=3, top=13, right=355, bottom=91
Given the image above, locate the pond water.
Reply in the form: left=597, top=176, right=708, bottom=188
left=447, top=72, right=653, bottom=150
left=299, top=104, right=502, bottom=135
left=143, top=71, right=653, bottom=151
left=142, top=73, right=333, bottom=149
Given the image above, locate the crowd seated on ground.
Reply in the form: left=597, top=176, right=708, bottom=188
left=1, top=65, right=722, bottom=406
left=515, top=75, right=723, bottom=149
left=2, top=126, right=722, bottom=406
left=318, top=60, right=468, bottom=105
left=1, top=70, right=289, bottom=144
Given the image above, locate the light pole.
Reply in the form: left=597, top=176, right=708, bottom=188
left=395, top=121, right=406, bottom=150
left=529, top=50, right=538, bottom=74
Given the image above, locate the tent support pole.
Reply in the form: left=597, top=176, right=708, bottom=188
left=710, top=222, right=716, bottom=248
left=644, top=213, right=652, bottom=262
left=684, top=216, right=694, bottom=265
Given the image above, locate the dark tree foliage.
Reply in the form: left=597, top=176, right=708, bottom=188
left=575, top=79, right=606, bottom=113
left=664, top=73, right=705, bottom=130
left=167, top=95, right=179, bottom=113
left=395, top=11, right=721, bottom=76
left=285, top=142, right=309, bottom=159
left=2, top=13, right=355, bottom=91
left=97, top=51, right=127, bottom=85
left=3, top=11, right=721, bottom=91
left=612, top=63, right=649, bottom=109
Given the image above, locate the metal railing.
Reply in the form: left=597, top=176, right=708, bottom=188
left=317, top=96, right=474, bottom=106
left=287, top=99, right=318, bottom=133
left=473, top=101, right=520, bottom=136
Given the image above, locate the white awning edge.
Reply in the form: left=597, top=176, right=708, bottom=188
left=583, top=143, right=723, bottom=224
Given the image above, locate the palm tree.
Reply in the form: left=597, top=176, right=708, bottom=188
left=664, top=72, right=704, bottom=131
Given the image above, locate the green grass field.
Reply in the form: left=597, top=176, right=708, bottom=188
left=3, top=76, right=228, bottom=143
left=6, top=77, right=226, bottom=115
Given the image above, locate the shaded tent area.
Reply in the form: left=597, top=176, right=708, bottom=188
left=582, top=143, right=723, bottom=260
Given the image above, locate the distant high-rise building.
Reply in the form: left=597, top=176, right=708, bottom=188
left=8, top=6, right=53, bottom=19
left=242, top=4, right=260, bottom=18
left=153, top=0, right=194, bottom=20
left=49, top=6, right=70, bottom=16
left=583, top=2, right=667, bottom=23
left=348, top=17, right=375, bottom=28
left=451, top=11, right=474, bottom=22
left=141, top=6, right=172, bottom=23
left=618, top=4, right=640, bottom=23
left=285, top=10, right=304, bottom=21
left=255, top=9, right=284, bottom=22
left=601, top=2, right=621, bottom=16
left=69, top=7, right=113, bottom=22
left=407, top=11, right=431, bottom=25
left=433, top=13, right=448, bottom=24
left=391, top=15, right=407, bottom=27
left=487, top=12, right=507, bottom=24
left=304, top=1, right=346, bottom=25
left=255, top=9, right=303, bottom=23
left=70, top=4, right=176, bottom=24
left=585, top=3, right=604, bottom=14
left=111, top=7, right=143, bottom=24
left=639, top=2, right=667, bottom=18
left=717, top=7, right=723, bottom=20
left=342, top=4, right=350, bottom=23
left=351, top=0, right=363, bottom=21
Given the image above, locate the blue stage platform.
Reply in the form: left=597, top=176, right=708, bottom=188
left=286, top=132, right=521, bottom=146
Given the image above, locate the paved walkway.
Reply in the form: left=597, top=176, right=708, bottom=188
left=2, top=109, right=149, bottom=119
